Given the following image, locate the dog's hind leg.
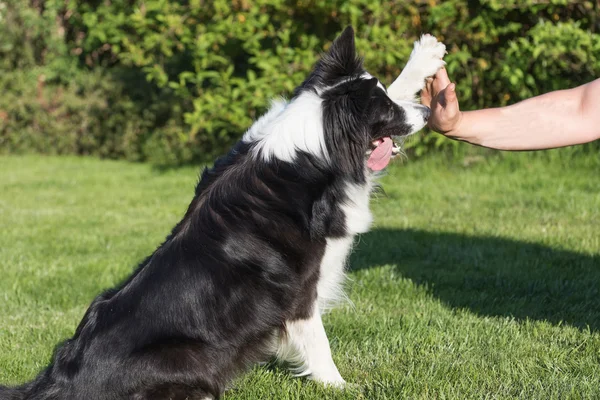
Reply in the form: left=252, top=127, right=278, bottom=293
left=387, top=34, right=446, bottom=101
left=277, top=303, right=345, bottom=387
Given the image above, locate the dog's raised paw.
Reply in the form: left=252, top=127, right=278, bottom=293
left=413, top=33, right=446, bottom=60
left=415, top=34, right=446, bottom=59
left=409, top=34, right=446, bottom=78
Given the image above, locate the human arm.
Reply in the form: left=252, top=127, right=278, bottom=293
left=421, top=68, right=600, bottom=150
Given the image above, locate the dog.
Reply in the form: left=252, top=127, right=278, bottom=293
left=0, top=27, right=445, bottom=399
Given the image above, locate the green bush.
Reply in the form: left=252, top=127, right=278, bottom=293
left=0, top=0, right=598, bottom=165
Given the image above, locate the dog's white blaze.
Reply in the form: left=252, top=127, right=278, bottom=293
left=361, top=72, right=387, bottom=92
left=243, top=92, right=328, bottom=162
left=320, top=72, right=385, bottom=95
left=276, top=302, right=345, bottom=386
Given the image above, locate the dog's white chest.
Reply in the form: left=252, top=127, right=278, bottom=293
left=339, top=182, right=373, bottom=235
left=317, top=181, right=373, bottom=311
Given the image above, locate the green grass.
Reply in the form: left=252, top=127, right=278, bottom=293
left=1, top=154, right=599, bottom=399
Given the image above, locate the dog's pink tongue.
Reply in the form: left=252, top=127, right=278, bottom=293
left=367, top=137, right=393, bottom=171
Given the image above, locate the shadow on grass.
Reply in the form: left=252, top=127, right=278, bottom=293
left=350, top=228, right=600, bottom=331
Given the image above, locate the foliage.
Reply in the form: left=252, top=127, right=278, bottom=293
left=0, top=0, right=599, bottom=165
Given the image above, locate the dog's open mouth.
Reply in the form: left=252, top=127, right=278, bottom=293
left=366, top=137, right=400, bottom=171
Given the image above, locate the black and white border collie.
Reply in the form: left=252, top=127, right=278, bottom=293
left=1, top=27, right=445, bottom=400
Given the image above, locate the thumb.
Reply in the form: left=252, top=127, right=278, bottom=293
left=445, top=83, right=459, bottom=115
left=432, top=68, right=451, bottom=93
left=439, top=83, right=458, bottom=110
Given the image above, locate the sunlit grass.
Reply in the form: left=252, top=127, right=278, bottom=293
left=1, top=154, right=598, bottom=399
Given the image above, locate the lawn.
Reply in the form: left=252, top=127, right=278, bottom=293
left=0, top=154, right=599, bottom=399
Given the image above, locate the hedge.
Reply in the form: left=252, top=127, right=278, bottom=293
left=0, top=0, right=598, bottom=165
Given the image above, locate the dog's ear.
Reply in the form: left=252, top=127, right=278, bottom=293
left=320, top=26, right=363, bottom=80
left=323, top=77, right=378, bottom=128
left=321, top=76, right=377, bottom=181
left=327, top=26, right=356, bottom=67
left=350, top=77, right=378, bottom=112
left=293, top=26, right=363, bottom=95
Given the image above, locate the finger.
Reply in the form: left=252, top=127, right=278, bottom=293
left=432, top=68, right=451, bottom=93
left=438, top=83, right=459, bottom=115
left=445, top=83, right=459, bottom=111
left=435, top=67, right=451, bottom=82
left=421, top=90, right=431, bottom=107
left=420, top=78, right=434, bottom=107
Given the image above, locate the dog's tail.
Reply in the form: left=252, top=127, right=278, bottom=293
left=0, top=374, right=53, bottom=400
left=0, top=384, right=28, bottom=400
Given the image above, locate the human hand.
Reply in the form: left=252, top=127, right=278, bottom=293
left=420, top=68, right=462, bottom=135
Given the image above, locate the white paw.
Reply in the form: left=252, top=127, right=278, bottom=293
left=310, top=372, right=346, bottom=388
left=313, top=376, right=346, bottom=389
left=409, top=34, right=447, bottom=79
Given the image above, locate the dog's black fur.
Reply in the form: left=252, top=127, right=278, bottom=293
left=1, top=27, right=422, bottom=399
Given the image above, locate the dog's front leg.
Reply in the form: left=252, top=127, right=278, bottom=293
left=278, top=302, right=345, bottom=387
left=387, top=34, right=446, bottom=101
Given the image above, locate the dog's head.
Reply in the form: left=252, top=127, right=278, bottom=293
left=295, top=26, right=430, bottom=177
